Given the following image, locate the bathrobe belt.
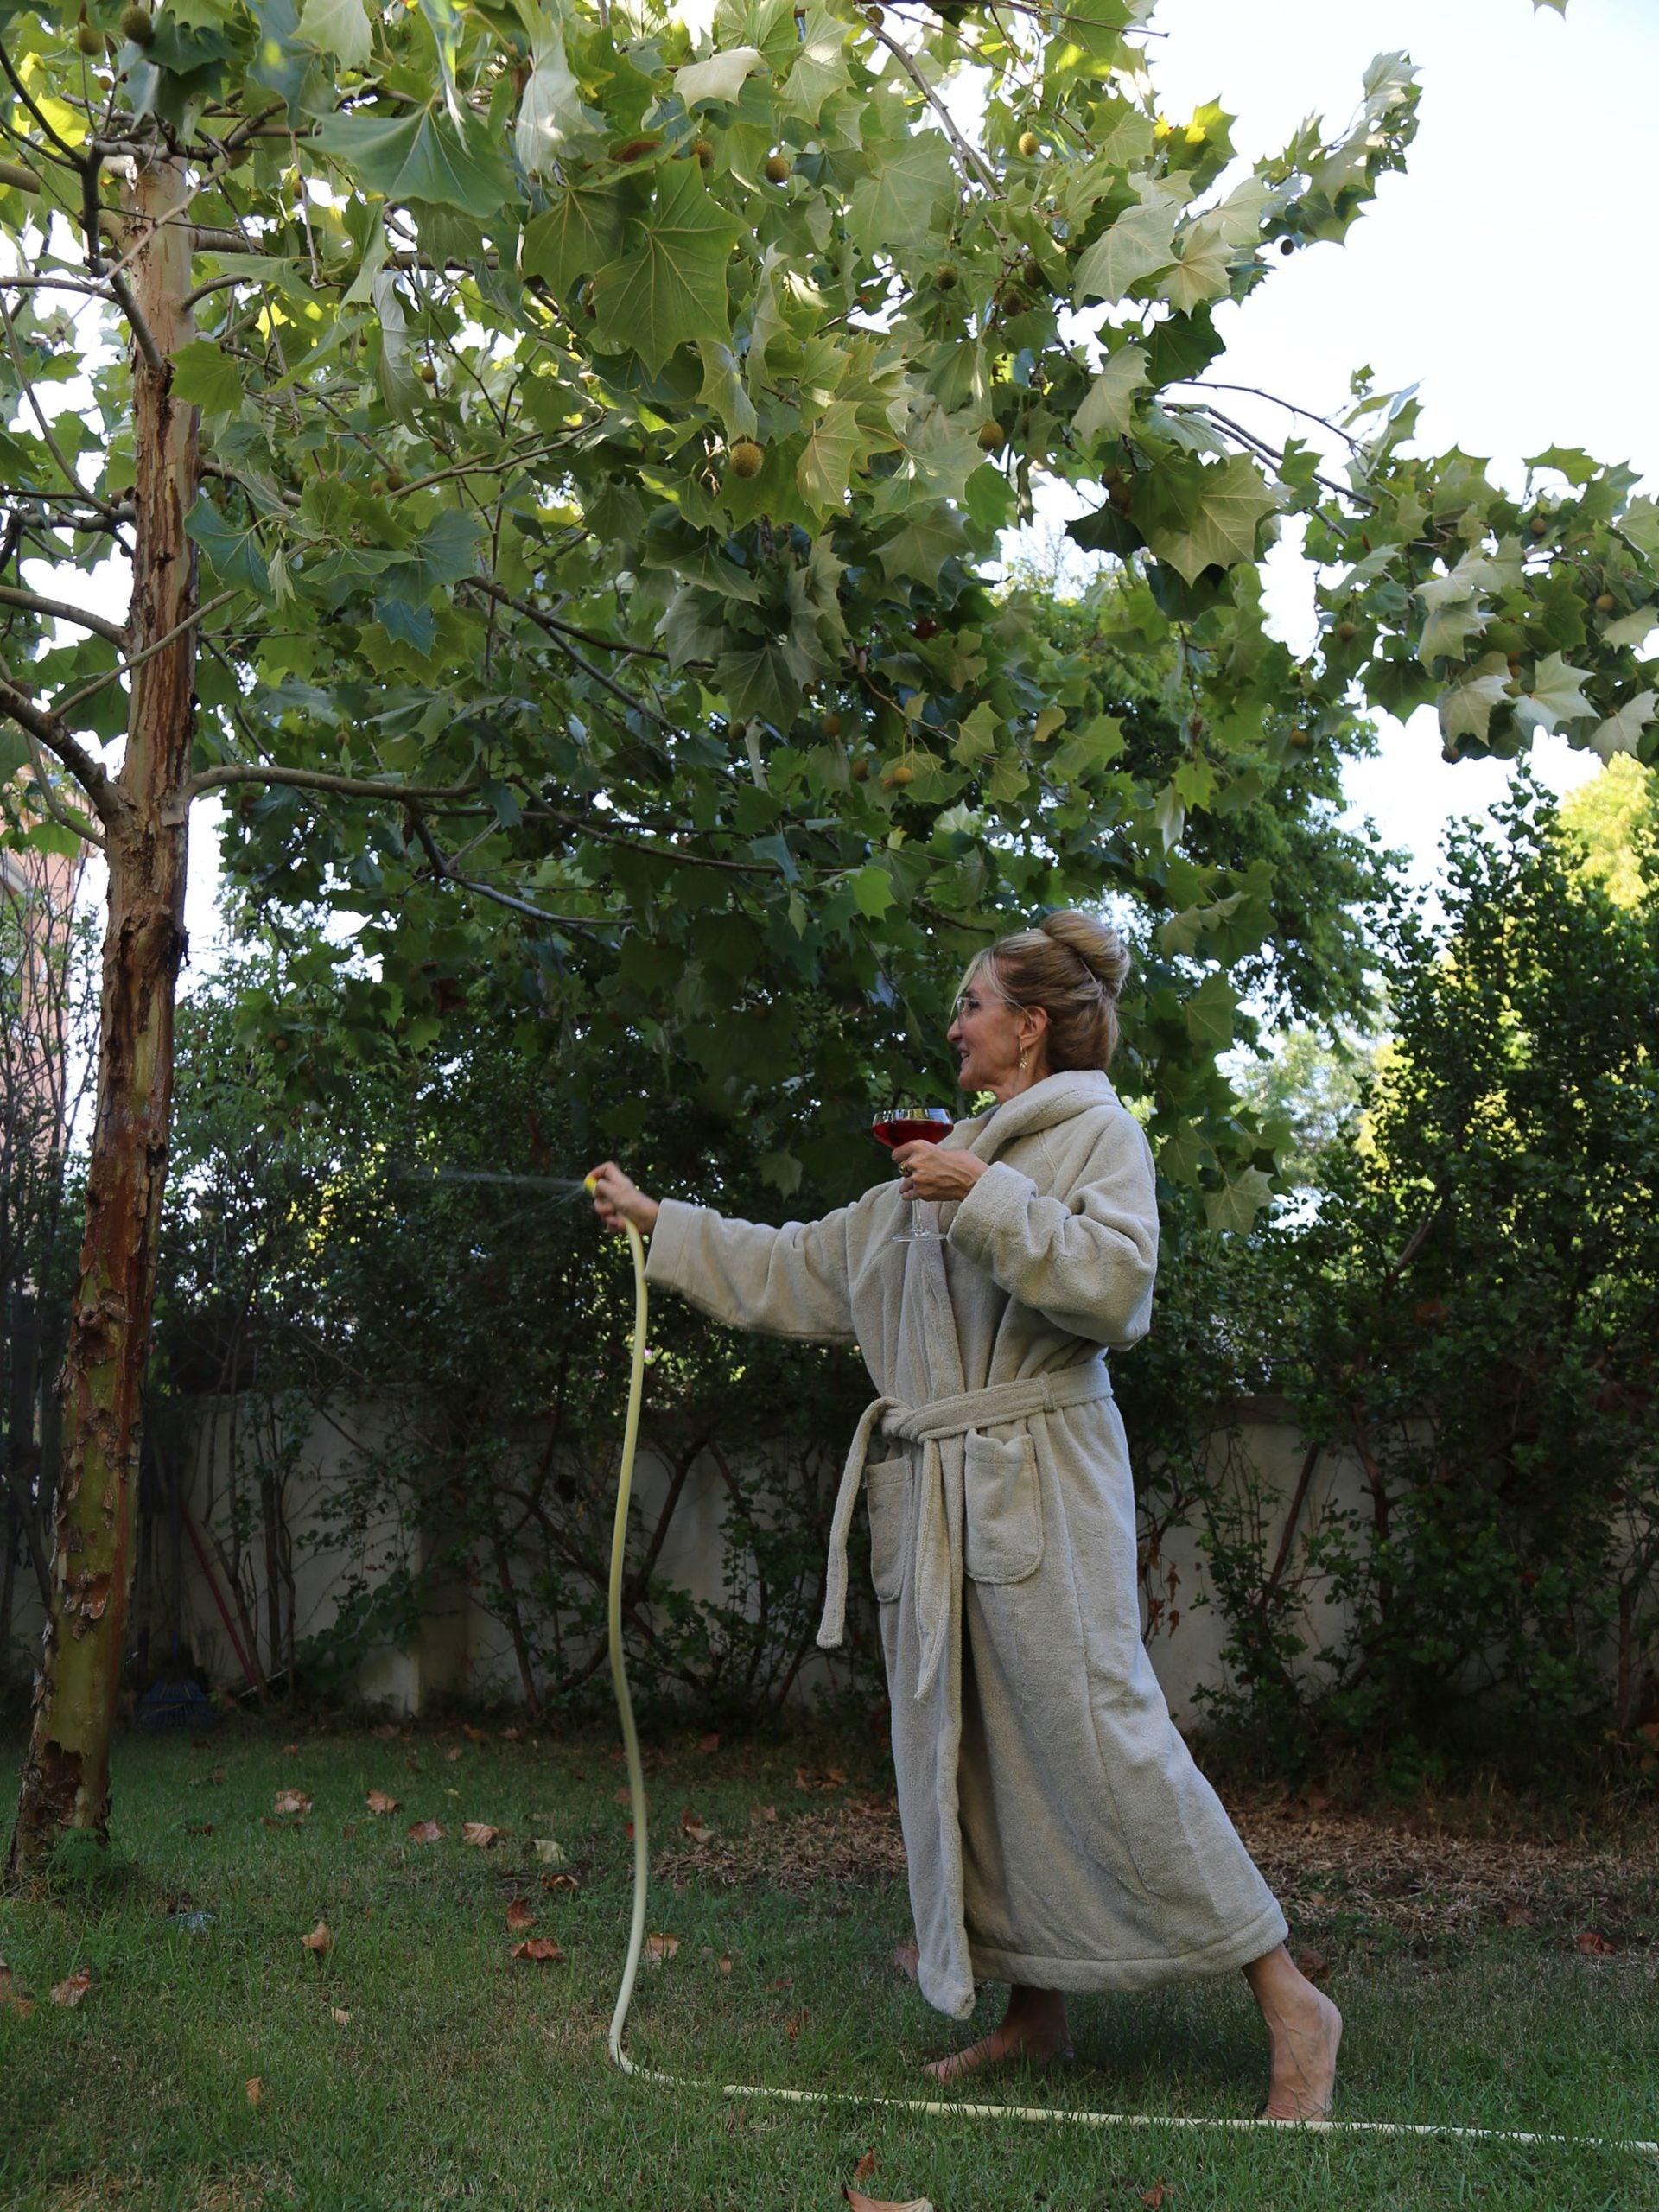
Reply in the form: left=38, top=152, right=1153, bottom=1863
left=816, top=1362, right=1116, bottom=1703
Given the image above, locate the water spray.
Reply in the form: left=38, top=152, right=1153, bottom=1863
left=584, top=1173, right=1657, bottom=2160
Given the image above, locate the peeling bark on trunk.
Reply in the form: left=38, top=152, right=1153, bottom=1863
left=8, top=160, right=198, bottom=1878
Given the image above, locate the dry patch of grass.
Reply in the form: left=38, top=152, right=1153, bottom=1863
left=657, top=1777, right=1659, bottom=1955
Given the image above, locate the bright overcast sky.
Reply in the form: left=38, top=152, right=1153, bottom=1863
left=76, top=0, right=1656, bottom=958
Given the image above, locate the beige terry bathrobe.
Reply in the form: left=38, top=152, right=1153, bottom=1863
left=645, top=1067, right=1289, bottom=2020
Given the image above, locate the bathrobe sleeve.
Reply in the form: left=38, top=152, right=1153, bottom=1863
left=644, top=1195, right=860, bottom=1344
left=944, top=1106, right=1158, bottom=1348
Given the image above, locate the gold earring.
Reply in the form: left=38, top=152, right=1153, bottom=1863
left=1018, top=1048, right=1028, bottom=1071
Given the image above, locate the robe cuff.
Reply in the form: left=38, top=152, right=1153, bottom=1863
left=946, top=1158, right=1039, bottom=1270
left=643, top=1196, right=701, bottom=1293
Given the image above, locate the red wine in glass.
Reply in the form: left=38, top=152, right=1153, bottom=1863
left=873, top=1104, right=954, bottom=1243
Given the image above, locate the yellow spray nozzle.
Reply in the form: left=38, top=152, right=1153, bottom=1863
left=583, top=1172, right=598, bottom=1195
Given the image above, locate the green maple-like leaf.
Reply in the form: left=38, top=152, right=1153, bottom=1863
left=848, top=130, right=957, bottom=259
left=797, top=402, right=874, bottom=515
left=1071, top=195, right=1179, bottom=308
left=521, top=185, right=627, bottom=297
left=1072, top=345, right=1148, bottom=442
left=296, top=0, right=371, bottom=67
left=592, top=163, right=742, bottom=373
left=1136, top=454, right=1281, bottom=584
left=675, top=46, right=766, bottom=107
left=312, top=109, right=515, bottom=217
left=1205, top=1166, right=1274, bottom=1235
left=1515, top=649, right=1595, bottom=736
left=1158, top=219, right=1235, bottom=315
left=1437, top=652, right=1515, bottom=746
left=1589, top=689, right=1656, bottom=760
left=786, top=6, right=850, bottom=121
left=169, top=339, right=244, bottom=417
left=876, top=505, right=969, bottom=588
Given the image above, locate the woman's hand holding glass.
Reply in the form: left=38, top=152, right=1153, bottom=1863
left=891, top=1143, right=989, bottom=1205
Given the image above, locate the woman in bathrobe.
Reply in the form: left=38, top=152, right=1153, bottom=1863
left=588, top=909, right=1341, bottom=2120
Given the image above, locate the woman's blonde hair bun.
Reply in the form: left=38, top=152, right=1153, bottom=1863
left=960, top=906, right=1131, bottom=1071
left=1037, top=907, right=1130, bottom=999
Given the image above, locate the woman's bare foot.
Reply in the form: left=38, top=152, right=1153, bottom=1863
left=1243, top=1945, right=1343, bottom=2120
left=923, top=1986, right=1073, bottom=2086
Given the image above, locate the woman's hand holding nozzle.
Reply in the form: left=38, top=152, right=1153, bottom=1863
left=586, top=1160, right=660, bottom=1234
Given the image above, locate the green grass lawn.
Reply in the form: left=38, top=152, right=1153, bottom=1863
left=3, top=1717, right=1657, bottom=2212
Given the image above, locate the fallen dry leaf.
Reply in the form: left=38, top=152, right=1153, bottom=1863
left=272, top=1789, right=311, bottom=1818
left=1576, top=1927, right=1618, bottom=1955
left=245, top=2078, right=263, bottom=2107
left=301, top=1921, right=332, bottom=1956
left=1500, top=1903, right=1535, bottom=1928
left=718, top=1952, right=733, bottom=1974
left=784, top=2009, right=807, bottom=2040
left=1141, top=2185, right=1174, bottom=2210
left=541, top=1871, right=578, bottom=1892
left=332, top=2006, right=351, bottom=2025
left=445, top=1746, right=465, bottom=1764
left=793, top=1764, right=846, bottom=1792
left=184, top=1821, right=214, bottom=1837
left=461, top=1822, right=502, bottom=1849
left=766, top=1975, right=794, bottom=1993
left=50, top=1969, right=92, bottom=2009
left=510, top=1936, right=564, bottom=1962
left=681, top=1806, right=714, bottom=1843
left=842, top=2188, right=931, bottom=2211
left=502, top=1726, right=520, bottom=1742
left=645, top=1932, right=679, bottom=1965
left=372, top=1722, right=400, bottom=1740
left=407, top=1819, right=446, bottom=1844
left=613, top=1785, right=632, bottom=1806
left=463, top=1724, right=486, bottom=1744
left=505, top=1897, right=535, bottom=1932
left=282, top=1742, right=299, bottom=1756
left=1293, top=1945, right=1331, bottom=1984
left=751, top=1803, right=778, bottom=1825
left=0, top=1960, right=34, bottom=2016
left=698, top=1731, right=720, bottom=1753
left=365, top=1790, right=399, bottom=1816
left=852, top=2151, right=877, bottom=2181
left=532, top=1838, right=567, bottom=1866
left=404, top=1754, right=420, bottom=1774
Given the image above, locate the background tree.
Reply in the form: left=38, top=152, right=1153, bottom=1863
left=1196, top=785, right=1659, bottom=1781
left=3, top=0, right=1656, bottom=1868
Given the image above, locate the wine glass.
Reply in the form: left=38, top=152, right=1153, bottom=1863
left=872, top=1104, right=955, bottom=1243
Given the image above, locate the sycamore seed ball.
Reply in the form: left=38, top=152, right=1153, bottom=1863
left=976, top=420, right=1004, bottom=453
left=883, top=760, right=915, bottom=787
left=1595, top=591, right=1616, bottom=613
left=119, top=3, right=153, bottom=41
left=692, top=137, right=714, bottom=169
left=1017, top=130, right=1039, bottom=157
left=1335, top=619, right=1358, bottom=643
left=728, top=437, right=764, bottom=480
left=76, top=20, right=105, bottom=54
left=764, top=152, right=791, bottom=183
left=1529, top=513, right=1549, bottom=538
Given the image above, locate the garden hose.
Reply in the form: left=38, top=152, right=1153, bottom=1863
left=588, top=1178, right=1657, bottom=2159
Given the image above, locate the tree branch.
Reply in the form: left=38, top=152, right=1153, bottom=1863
left=53, top=587, right=238, bottom=718
left=0, top=585, right=126, bottom=645
left=404, top=802, right=620, bottom=938
left=463, top=578, right=679, bottom=731
left=0, top=669, right=117, bottom=820
left=20, top=725, right=106, bottom=852
left=869, top=22, right=999, bottom=193
left=186, top=761, right=481, bottom=806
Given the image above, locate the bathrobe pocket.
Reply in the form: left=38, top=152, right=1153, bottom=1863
left=963, top=1429, right=1044, bottom=1584
left=866, top=1457, right=912, bottom=1602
